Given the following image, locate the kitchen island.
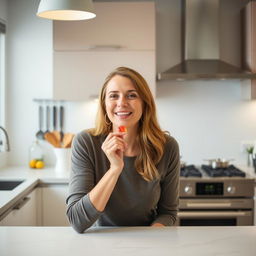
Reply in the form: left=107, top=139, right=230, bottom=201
left=0, top=226, right=255, bottom=256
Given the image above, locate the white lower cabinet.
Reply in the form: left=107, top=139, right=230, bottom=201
left=0, top=184, right=69, bottom=226
left=0, top=188, right=38, bottom=226
left=41, top=185, right=69, bottom=226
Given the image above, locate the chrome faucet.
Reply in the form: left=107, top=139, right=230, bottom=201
left=0, top=126, right=10, bottom=152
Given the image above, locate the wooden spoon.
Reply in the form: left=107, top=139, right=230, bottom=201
left=44, top=132, right=61, bottom=148
left=53, top=130, right=61, bottom=144
left=62, top=133, right=74, bottom=148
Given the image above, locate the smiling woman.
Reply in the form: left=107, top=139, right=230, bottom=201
left=66, top=67, right=180, bottom=233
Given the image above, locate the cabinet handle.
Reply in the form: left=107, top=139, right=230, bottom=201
left=178, top=211, right=250, bottom=217
left=186, top=202, right=232, bottom=208
left=87, top=45, right=123, bottom=50
left=13, top=197, right=30, bottom=210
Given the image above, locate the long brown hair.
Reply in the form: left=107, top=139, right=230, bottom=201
left=89, top=67, right=167, bottom=181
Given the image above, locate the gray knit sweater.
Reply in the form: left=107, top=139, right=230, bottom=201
left=66, top=131, right=180, bottom=233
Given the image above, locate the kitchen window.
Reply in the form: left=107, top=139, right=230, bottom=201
left=0, top=21, right=6, bottom=127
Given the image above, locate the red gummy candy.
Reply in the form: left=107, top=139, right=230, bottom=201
left=119, top=126, right=127, bottom=132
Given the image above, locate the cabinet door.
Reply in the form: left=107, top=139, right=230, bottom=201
left=0, top=207, right=21, bottom=226
left=243, top=1, right=256, bottom=72
left=42, top=185, right=69, bottom=226
left=242, top=1, right=256, bottom=100
left=54, top=2, right=155, bottom=51
left=53, top=51, right=156, bottom=100
left=0, top=188, right=38, bottom=226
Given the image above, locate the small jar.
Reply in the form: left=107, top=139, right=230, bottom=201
left=29, top=140, right=45, bottom=169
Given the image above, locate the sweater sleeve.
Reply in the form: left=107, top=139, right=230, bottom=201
left=66, top=132, right=102, bottom=233
left=152, top=137, right=180, bottom=226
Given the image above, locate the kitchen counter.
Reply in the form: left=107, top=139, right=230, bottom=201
left=1, top=164, right=255, bottom=182
left=238, top=165, right=256, bottom=180
left=0, top=226, right=255, bottom=256
left=0, top=166, right=70, bottom=182
left=0, top=165, right=256, bottom=218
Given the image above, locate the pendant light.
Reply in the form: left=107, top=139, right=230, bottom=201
left=37, top=0, right=96, bottom=21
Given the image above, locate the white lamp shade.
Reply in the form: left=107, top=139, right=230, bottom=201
left=37, top=0, right=96, bottom=21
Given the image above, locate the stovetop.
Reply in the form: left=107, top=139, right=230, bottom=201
left=180, top=164, right=246, bottom=178
left=201, top=164, right=246, bottom=177
left=179, top=164, right=254, bottom=198
left=180, top=165, right=202, bottom=177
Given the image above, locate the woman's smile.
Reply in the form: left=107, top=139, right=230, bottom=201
left=114, top=111, right=132, bottom=119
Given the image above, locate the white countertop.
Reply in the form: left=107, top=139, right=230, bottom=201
left=0, top=166, right=70, bottom=181
left=237, top=165, right=256, bottom=179
left=0, top=226, right=255, bottom=256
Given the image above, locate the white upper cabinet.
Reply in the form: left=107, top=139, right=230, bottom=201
left=53, top=2, right=156, bottom=101
left=53, top=2, right=155, bottom=51
left=54, top=51, right=156, bottom=100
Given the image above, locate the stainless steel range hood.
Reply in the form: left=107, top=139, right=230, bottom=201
left=157, top=0, right=256, bottom=80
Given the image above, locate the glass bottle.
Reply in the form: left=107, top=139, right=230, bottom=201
left=29, top=140, right=44, bottom=169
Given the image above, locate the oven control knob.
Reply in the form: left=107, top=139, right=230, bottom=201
left=227, top=186, right=236, bottom=194
left=184, top=185, right=192, bottom=194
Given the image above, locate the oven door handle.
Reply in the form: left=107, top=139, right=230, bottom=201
left=178, top=211, right=250, bottom=217
left=186, top=202, right=232, bottom=208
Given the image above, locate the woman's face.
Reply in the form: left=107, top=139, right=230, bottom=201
left=105, top=75, right=143, bottom=131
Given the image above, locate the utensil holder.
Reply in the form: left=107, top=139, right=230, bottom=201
left=53, top=148, right=71, bottom=174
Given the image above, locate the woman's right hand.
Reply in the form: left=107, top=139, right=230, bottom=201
left=101, top=132, right=127, bottom=173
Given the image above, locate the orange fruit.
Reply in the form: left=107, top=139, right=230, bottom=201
left=29, top=159, right=37, bottom=168
left=35, top=160, right=44, bottom=169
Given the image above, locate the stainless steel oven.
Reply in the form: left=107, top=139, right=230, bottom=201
left=178, top=198, right=253, bottom=226
left=178, top=168, right=255, bottom=226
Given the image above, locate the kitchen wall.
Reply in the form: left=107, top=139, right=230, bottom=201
left=0, top=0, right=6, bottom=21
left=3, top=0, right=256, bottom=167
left=6, top=0, right=53, bottom=164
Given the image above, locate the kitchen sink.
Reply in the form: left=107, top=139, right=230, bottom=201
left=0, top=180, right=25, bottom=190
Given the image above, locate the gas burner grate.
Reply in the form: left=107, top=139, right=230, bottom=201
left=180, top=165, right=202, bottom=177
left=201, top=164, right=246, bottom=177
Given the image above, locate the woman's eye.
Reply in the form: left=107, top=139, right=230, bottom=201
left=109, top=94, right=119, bottom=99
left=127, top=93, right=138, bottom=99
